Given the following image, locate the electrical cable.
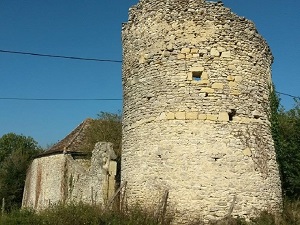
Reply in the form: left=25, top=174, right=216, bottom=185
left=0, top=49, right=122, bottom=63
left=0, top=97, right=122, bottom=101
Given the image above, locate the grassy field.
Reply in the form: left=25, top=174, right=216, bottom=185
left=0, top=200, right=299, bottom=225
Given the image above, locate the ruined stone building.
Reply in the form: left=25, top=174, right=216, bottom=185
left=22, top=119, right=117, bottom=210
left=121, top=0, right=282, bottom=223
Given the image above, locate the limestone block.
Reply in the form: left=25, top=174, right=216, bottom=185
left=228, top=81, right=237, bottom=88
left=159, top=112, right=166, bottom=120
left=227, top=75, right=235, bottom=81
left=202, top=72, right=209, bottom=80
left=199, top=49, right=208, bottom=54
left=235, top=76, right=243, bottom=82
left=231, top=90, right=241, bottom=96
left=217, top=46, right=226, bottom=52
left=218, top=112, right=229, bottom=122
left=175, top=112, right=186, bottom=120
left=207, top=114, right=218, bottom=121
left=109, top=161, right=117, bottom=176
left=228, top=65, right=236, bottom=70
left=187, top=72, right=193, bottom=81
left=198, top=114, right=207, bottom=120
left=139, top=56, right=145, bottom=64
left=212, top=83, right=224, bottom=89
left=221, top=51, right=231, bottom=58
left=198, top=80, right=210, bottom=85
left=186, top=54, right=193, bottom=59
left=181, top=48, right=191, bottom=54
left=200, top=87, right=214, bottom=93
left=192, top=54, right=200, bottom=58
left=191, top=48, right=199, bottom=54
left=189, top=66, right=204, bottom=72
left=240, top=117, right=251, bottom=123
left=166, top=112, right=175, bottom=120
left=232, top=116, right=241, bottom=122
left=186, top=112, right=198, bottom=120
left=177, top=54, right=185, bottom=59
left=210, top=48, right=220, bottom=56
left=243, top=148, right=252, bottom=157
left=163, top=51, right=171, bottom=57
left=167, top=44, right=174, bottom=51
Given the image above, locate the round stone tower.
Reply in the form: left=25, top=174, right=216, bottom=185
left=122, top=0, right=282, bottom=223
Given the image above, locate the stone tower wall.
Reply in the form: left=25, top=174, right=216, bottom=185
left=122, top=0, right=282, bottom=223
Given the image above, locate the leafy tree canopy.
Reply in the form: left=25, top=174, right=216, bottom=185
left=0, top=133, right=42, bottom=211
left=81, top=111, right=122, bottom=157
left=271, top=89, right=300, bottom=199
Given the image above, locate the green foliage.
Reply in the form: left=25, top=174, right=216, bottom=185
left=0, top=133, right=42, bottom=211
left=1, top=200, right=300, bottom=225
left=0, top=203, right=171, bottom=225
left=270, top=92, right=300, bottom=198
left=81, top=111, right=122, bottom=157
left=278, top=100, right=300, bottom=198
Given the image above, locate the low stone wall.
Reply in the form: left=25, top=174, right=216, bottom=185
left=22, top=142, right=117, bottom=210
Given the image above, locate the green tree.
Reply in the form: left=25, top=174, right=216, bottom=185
left=0, top=133, right=42, bottom=211
left=81, top=111, right=122, bottom=157
left=276, top=100, right=300, bottom=198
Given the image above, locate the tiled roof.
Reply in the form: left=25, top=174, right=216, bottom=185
left=38, top=118, right=93, bottom=157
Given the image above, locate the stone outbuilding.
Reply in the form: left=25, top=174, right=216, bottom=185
left=121, top=0, right=282, bottom=223
left=22, top=119, right=117, bottom=210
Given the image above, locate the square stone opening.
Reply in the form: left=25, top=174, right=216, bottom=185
left=192, top=71, right=202, bottom=81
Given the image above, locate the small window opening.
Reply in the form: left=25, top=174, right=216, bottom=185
left=228, top=109, right=236, bottom=121
left=147, top=97, right=152, bottom=101
left=205, top=93, right=208, bottom=97
left=254, top=115, right=260, bottom=119
left=158, top=154, right=162, bottom=159
left=192, top=71, right=202, bottom=81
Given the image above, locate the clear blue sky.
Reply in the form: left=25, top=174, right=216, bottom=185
left=0, top=0, right=299, bottom=148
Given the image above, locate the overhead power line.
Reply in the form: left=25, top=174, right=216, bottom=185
left=0, top=91, right=298, bottom=101
left=0, top=97, right=122, bottom=101
left=0, top=49, right=122, bottom=63
left=276, top=91, right=300, bottom=100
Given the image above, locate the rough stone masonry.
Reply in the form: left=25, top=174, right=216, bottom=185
left=121, top=0, right=282, bottom=223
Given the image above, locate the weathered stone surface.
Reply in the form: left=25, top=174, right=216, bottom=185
left=201, top=87, right=215, bottom=93
left=122, top=0, right=282, bottom=224
left=221, top=51, right=231, bottom=58
left=177, top=54, right=185, bottom=59
left=212, top=83, right=224, bottom=89
left=22, top=142, right=117, bottom=211
left=243, top=148, right=252, bottom=157
left=189, top=66, right=204, bottom=72
left=186, top=112, right=198, bottom=120
left=198, top=114, right=207, bottom=120
left=175, top=112, right=186, bottom=120
left=207, top=114, right=218, bottom=121
left=210, top=48, right=220, bottom=56
left=166, top=112, right=175, bottom=120
left=218, top=112, right=229, bottom=122
left=235, top=76, right=243, bottom=82
left=181, top=48, right=191, bottom=54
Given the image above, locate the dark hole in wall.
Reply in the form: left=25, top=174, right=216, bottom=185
left=192, top=71, right=202, bottom=81
left=228, top=109, right=236, bottom=121
left=254, top=115, right=260, bottom=119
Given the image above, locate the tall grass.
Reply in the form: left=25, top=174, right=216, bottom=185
left=0, top=200, right=299, bottom=225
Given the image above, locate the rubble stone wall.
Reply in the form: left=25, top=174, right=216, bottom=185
left=22, top=142, right=117, bottom=210
left=121, top=0, right=282, bottom=223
